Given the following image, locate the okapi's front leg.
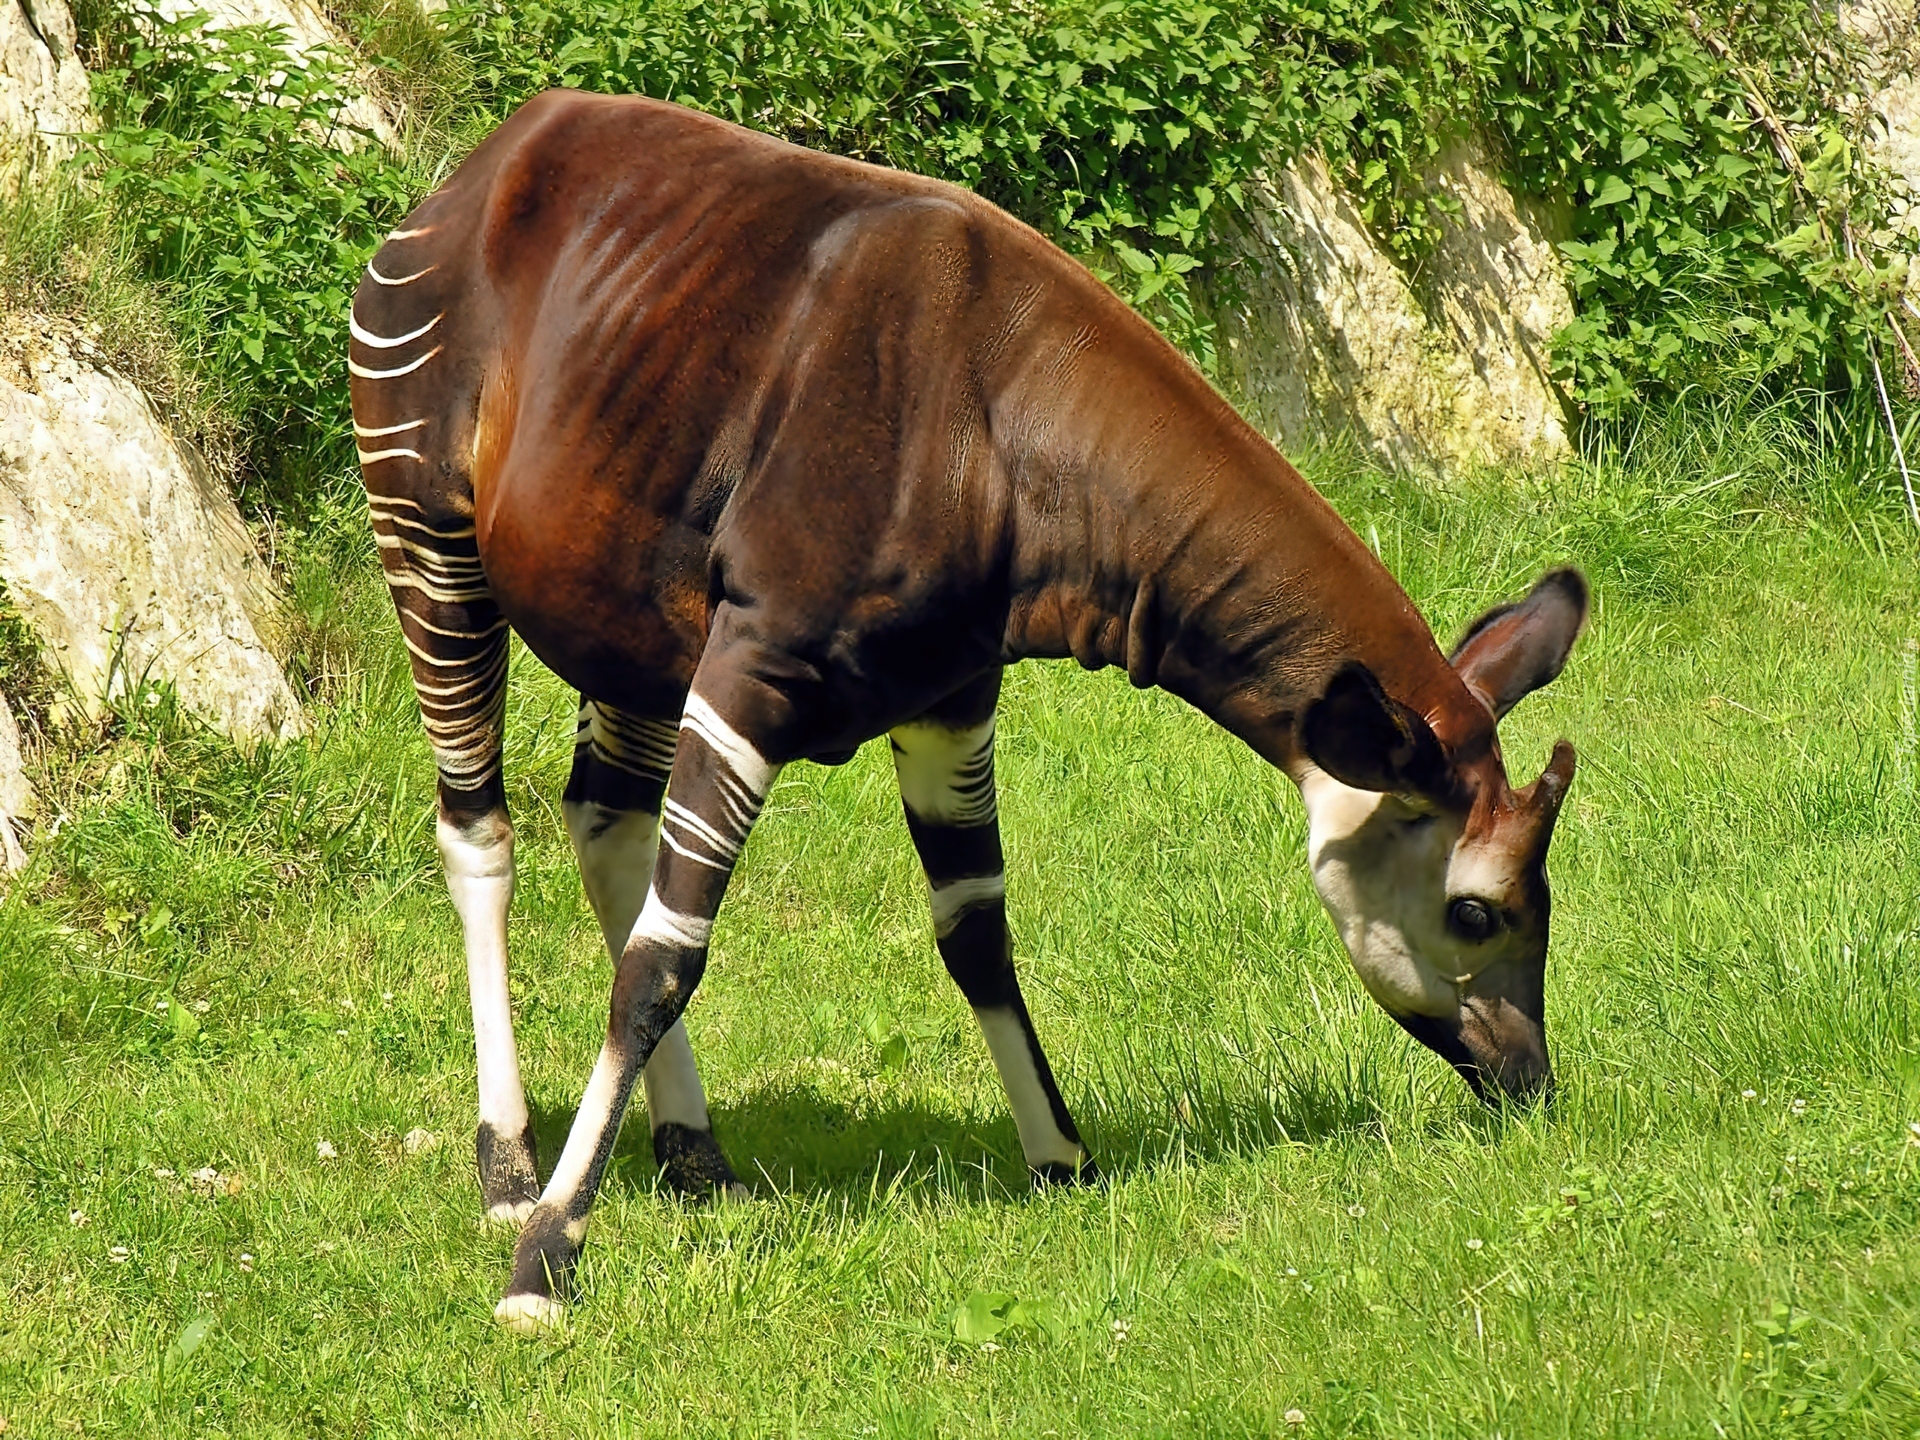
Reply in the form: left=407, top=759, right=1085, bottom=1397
left=890, top=675, right=1098, bottom=1186
left=562, top=699, right=744, bottom=1199
left=497, top=682, right=781, bottom=1332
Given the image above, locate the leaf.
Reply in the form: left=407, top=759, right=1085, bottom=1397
left=1591, top=174, right=1633, bottom=207
left=952, top=1291, right=1018, bottom=1343
left=166, top=1313, right=215, bottom=1368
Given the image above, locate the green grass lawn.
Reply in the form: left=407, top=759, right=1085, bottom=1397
left=3, top=425, right=1918, bottom=1436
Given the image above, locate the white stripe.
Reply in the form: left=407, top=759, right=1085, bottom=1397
left=680, top=694, right=776, bottom=793
left=355, top=417, right=427, bottom=438
left=350, top=346, right=444, bottom=380
left=367, top=261, right=438, bottom=285
left=930, top=872, right=1005, bottom=938
left=662, top=798, right=742, bottom=861
left=388, top=226, right=435, bottom=240
left=358, top=446, right=424, bottom=465
left=631, top=890, right=713, bottom=949
left=367, top=494, right=427, bottom=512
left=658, top=827, right=731, bottom=872
left=975, top=1008, right=1084, bottom=1170
left=351, top=312, right=443, bottom=349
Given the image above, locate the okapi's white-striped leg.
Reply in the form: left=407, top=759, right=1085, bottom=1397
left=561, top=700, right=742, bottom=1199
left=497, top=688, right=782, bottom=1332
left=891, top=697, right=1098, bottom=1187
left=371, top=495, right=540, bottom=1223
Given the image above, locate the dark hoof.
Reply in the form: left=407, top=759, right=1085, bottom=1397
left=652, top=1122, right=747, bottom=1200
left=476, top=1120, right=541, bottom=1224
left=1031, top=1155, right=1102, bottom=1189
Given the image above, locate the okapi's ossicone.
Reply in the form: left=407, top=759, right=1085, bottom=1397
left=349, top=90, right=1587, bottom=1332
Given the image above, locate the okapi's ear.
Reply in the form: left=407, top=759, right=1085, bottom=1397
left=1449, top=568, right=1589, bottom=720
left=1302, top=661, right=1454, bottom=799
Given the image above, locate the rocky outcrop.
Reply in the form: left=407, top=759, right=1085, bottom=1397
left=1211, top=142, right=1573, bottom=472
left=0, top=687, right=29, bottom=873
left=0, top=0, right=94, bottom=179
left=0, top=316, right=304, bottom=743
left=152, top=0, right=397, bottom=150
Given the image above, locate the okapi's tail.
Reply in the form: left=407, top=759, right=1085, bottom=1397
left=349, top=200, right=508, bottom=813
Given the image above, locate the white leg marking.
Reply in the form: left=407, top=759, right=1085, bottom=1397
left=538, top=1037, right=629, bottom=1244
left=494, top=1291, right=566, bottom=1333
left=350, top=346, right=444, bottom=380
left=974, top=1008, right=1084, bottom=1170
left=437, top=814, right=528, bottom=1137
left=354, top=417, right=427, bottom=438
left=562, top=800, right=715, bottom=1134
left=631, top=889, right=713, bottom=950
left=367, top=261, right=439, bottom=285
left=642, top=1020, right=711, bottom=1131
left=929, top=872, right=1005, bottom=938
left=892, top=717, right=997, bottom=826
left=680, top=694, right=777, bottom=793
left=565, top=802, right=660, bottom=958
left=350, top=312, right=443, bottom=348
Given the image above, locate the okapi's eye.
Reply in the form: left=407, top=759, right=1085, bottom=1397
left=1448, top=897, right=1496, bottom=942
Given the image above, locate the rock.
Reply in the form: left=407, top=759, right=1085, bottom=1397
left=0, top=686, right=29, bottom=873
left=0, top=0, right=94, bottom=181
left=1210, top=142, right=1573, bottom=473
left=0, top=314, right=304, bottom=743
left=151, top=0, right=398, bottom=151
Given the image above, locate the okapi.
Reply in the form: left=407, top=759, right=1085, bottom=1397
left=350, top=90, right=1587, bottom=1332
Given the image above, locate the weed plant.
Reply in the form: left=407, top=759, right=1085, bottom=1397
left=1, top=417, right=1915, bottom=1434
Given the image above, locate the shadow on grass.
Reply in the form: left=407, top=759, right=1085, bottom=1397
left=528, top=1041, right=1483, bottom=1211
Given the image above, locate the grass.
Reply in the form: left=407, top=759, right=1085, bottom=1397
left=2, top=413, right=1918, bottom=1437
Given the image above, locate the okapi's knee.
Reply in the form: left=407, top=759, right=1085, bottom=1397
left=935, top=906, right=1021, bottom=1010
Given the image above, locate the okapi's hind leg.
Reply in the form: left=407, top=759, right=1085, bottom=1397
left=890, top=672, right=1098, bottom=1187
left=496, top=650, right=784, bottom=1332
left=367, top=494, right=540, bottom=1223
left=562, top=699, right=746, bottom=1200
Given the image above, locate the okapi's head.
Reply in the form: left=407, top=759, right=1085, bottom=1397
left=1297, top=569, right=1588, bottom=1105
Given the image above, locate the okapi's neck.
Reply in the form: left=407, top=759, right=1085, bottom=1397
left=994, top=327, right=1490, bottom=775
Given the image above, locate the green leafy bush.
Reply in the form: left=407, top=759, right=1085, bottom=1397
left=1478, top=0, right=1915, bottom=411
left=445, top=0, right=1271, bottom=363
left=80, top=8, right=414, bottom=444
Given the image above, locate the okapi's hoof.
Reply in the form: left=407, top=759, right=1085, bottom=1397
left=1031, top=1155, right=1102, bottom=1189
left=652, top=1121, right=748, bottom=1201
left=494, top=1291, right=565, bottom=1335
left=476, top=1120, right=542, bottom=1225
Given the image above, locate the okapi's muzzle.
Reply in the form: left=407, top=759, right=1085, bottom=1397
left=1393, top=991, right=1552, bottom=1106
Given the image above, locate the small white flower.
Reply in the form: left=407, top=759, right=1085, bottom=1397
left=1465, top=1238, right=1484, bottom=1251
left=1790, top=1098, right=1807, bottom=1116
left=238, top=1253, right=255, bottom=1274
left=152, top=1167, right=174, bottom=1180
left=315, top=1140, right=338, bottom=1161
left=1284, top=1409, right=1306, bottom=1426
left=1285, top=1267, right=1298, bottom=1277
left=107, top=1245, right=130, bottom=1263
left=68, top=1209, right=88, bottom=1227
left=154, top=999, right=169, bottom=1011
left=1346, top=1204, right=1366, bottom=1219
left=1906, top=1121, right=1920, bottom=1147
left=1742, top=1089, right=1757, bottom=1100
left=381, top=991, right=394, bottom=1002
left=190, top=1000, right=209, bottom=1014
left=334, top=1029, right=348, bottom=1038
left=979, top=1341, right=1001, bottom=1354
